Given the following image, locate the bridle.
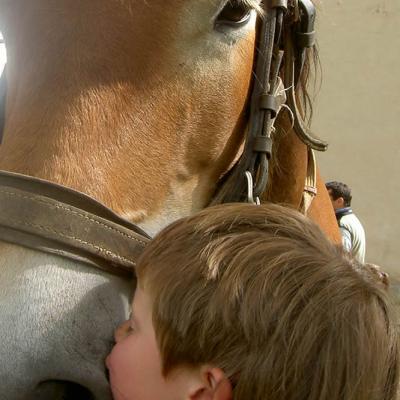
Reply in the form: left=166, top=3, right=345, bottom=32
left=212, top=0, right=327, bottom=205
left=0, top=0, right=327, bottom=274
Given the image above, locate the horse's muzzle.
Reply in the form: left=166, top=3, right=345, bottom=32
left=34, top=381, right=94, bottom=400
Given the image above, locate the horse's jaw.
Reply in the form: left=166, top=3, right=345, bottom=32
left=123, top=174, right=216, bottom=237
left=124, top=203, right=190, bottom=238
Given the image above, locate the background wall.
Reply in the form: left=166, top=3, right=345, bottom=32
left=0, top=33, right=4, bottom=73
left=313, top=0, right=399, bottom=281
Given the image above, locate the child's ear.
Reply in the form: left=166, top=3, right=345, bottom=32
left=188, top=367, right=232, bottom=400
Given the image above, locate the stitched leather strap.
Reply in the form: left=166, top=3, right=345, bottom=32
left=0, top=170, right=150, bottom=276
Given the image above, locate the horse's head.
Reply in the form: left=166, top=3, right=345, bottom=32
left=0, top=0, right=267, bottom=236
left=0, top=1, right=325, bottom=400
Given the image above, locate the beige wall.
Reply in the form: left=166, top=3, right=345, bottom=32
left=313, top=0, right=400, bottom=278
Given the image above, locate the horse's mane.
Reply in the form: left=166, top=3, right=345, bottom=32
left=294, top=42, right=320, bottom=130
left=265, top=44, right=319, bottom=195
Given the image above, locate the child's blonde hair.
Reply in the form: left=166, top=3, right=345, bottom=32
left=136, top=203, right=399, bottom=400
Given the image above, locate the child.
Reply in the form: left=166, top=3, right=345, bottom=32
left=106, top=203, right=399, bottom=400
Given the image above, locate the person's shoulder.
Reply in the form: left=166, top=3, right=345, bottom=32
left=339, top=213, right=353, bottom=226
left=340, top=213, right=365, bottom=236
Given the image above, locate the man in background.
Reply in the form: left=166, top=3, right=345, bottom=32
left=326, top=181, right=366, bottom=263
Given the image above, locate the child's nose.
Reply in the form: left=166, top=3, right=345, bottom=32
left=114, top=320, right=130, bottom=343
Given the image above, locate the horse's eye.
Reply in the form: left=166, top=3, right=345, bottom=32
left=215, top=0, right=252, bottom=29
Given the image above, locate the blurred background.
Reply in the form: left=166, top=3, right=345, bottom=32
left=313, top=0, right=399, bottom=283
left=0, top=33, right=4, bottom=73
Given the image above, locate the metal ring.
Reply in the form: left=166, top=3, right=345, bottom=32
left=245, top=171, right=260, bottom=205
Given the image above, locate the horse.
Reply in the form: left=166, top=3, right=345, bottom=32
left=0, top=1, right=340, bottom=399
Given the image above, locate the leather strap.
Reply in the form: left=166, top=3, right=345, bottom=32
left=300, top=147, right=317, bottom=214
left=211, top=2, right=287, bottom=204
left=284, top=0, right=328, bottom=151
left=0, top=170, right=150, bottom=276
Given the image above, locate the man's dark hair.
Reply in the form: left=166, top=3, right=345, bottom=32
left=326, top=181, right=352, bottom=207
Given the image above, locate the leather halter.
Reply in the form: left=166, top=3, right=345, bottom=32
left=212, top=0, right=327, bottom=205
left=0, top=170, right=150, bottom=276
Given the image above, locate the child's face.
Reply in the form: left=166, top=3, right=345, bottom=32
left=106, top=286, right=188, bottom=400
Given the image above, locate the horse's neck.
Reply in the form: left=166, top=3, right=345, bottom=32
left=308, top=170, right=342, bottom=244
left=264, top=117, right=308, bottom=208
left=265, top=117, right=341, bottom=243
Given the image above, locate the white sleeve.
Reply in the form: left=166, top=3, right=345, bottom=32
left=340, top=226, right=352, bottom=251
